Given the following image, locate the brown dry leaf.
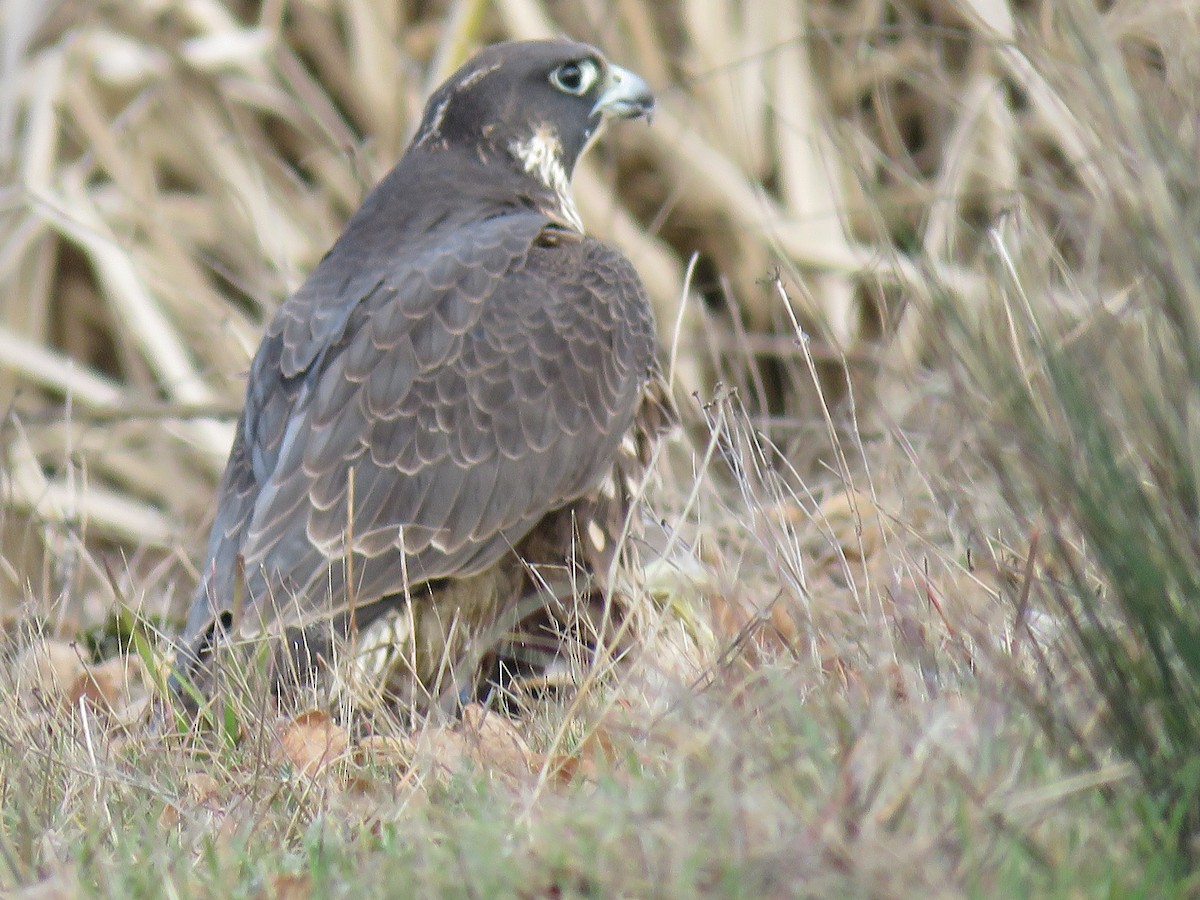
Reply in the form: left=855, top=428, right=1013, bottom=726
left=541, top=720, right=631, bottom=788
left=158, top=774, right=226, bottom=834
left=418, top=727, right=470, bottom=776
left=377, top=707, right=535, bottom=786
left=708, top=591, right=748, bottom=647
left=16, top=640, right=87, bottom=707
left=67, top=654, right=144, bottom=713
left=708, top=591, right=803, bottom=661
left=67, top=671, right=113, bottom=711
left=275, top=710, right=350, bottom=777
left=540, top=750, right=594, bottom=787
left=108, top=694, right=154, bottom=730
left=761, top=498, right=807, bottom=529
left=459, top=703, right=535, bottom=783
left=341, top=773, right=380, bottom=796
left=767, top=598, right=803, bottom=648
left=158, top=802, right=182, bottom=830
left=356, top=734, right=414, bottom=770
left=186, top=772, right=221, bottom=806
left=264, top=873, right=311, bottom=900
left=818, top=489, right=884, bottom=562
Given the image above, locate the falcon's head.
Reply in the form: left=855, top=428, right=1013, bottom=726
left=411, top=39, right=654, bottom=231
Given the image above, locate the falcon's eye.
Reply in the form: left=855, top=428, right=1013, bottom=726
left=550, top=59, right=600, bottom=96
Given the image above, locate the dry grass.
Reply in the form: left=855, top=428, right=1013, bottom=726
left=0, top=0, right=1195, bottom=894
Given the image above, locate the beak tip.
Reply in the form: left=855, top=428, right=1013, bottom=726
left=594, top=64, right=655, bottom=122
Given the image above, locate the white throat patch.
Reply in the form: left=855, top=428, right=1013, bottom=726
left=509, top=125, right=584, bottom=232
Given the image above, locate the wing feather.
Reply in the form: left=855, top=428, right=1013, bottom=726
left=186, top=210, right=657, bottom=641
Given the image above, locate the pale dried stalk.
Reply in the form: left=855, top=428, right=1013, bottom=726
left=0, top=1, right=35, bottom=164
left=682, top=0, right=769, bottom=173
left=0, top=326, right=124, bottom=408
left=29, top=180, right=231, bottom=465
left=342, top=0, right=406, bottom=153
left=888, top=66, right=1017, bottom=370
left=426, top=0, right=492, bottom=93
left=958, top=0, right=1106, bottom=198
left=7, top=49, right=62, bottom=351
left=772, top=1, right=858, bottom=344
left=23, top=424, right=206, bottom=511
left=182, top=103, right=313, bottom=275
left=3, top=440, right=175, bottom=546
left=613, top=0, right=671, bottom=89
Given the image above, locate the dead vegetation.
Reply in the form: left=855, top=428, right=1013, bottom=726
left=0, top=0, right=1197, bottom=894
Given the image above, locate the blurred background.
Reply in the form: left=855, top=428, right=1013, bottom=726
left=0, top=0, right=1192, bottom=686
left=1, top=0, right=1127, bottom=622
left=7, top=0, right=1200, bottom=888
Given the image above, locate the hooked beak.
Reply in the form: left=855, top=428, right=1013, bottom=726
left=592, top=63, right=654, bottom=121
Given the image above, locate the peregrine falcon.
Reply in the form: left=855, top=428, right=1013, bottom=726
left=178, top=39, right=674, bottom=713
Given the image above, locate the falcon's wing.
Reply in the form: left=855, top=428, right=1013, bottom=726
left=186, top=211, right=657, bottom=639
